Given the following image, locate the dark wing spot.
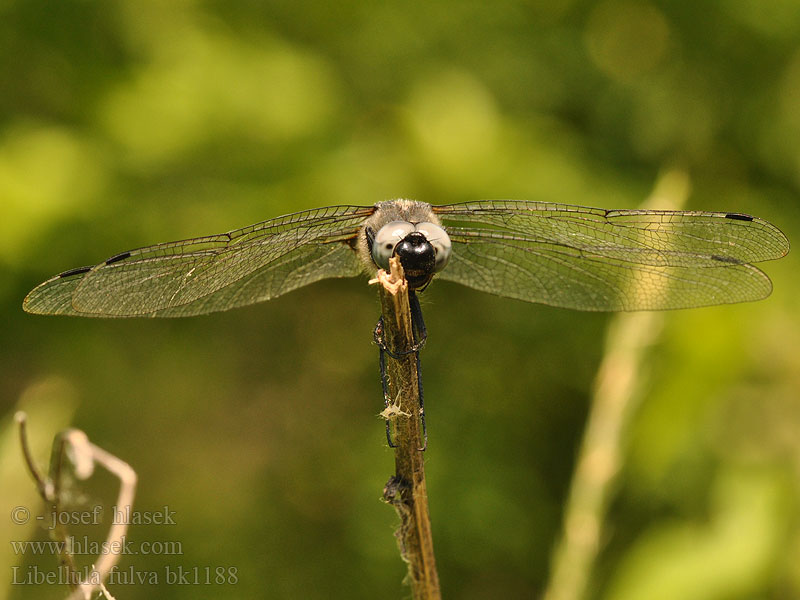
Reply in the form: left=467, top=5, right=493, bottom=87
left=725, top=213, right=753, bottom=222
left=105, top=251, right=131, bottom=265
left=59, top=266, right=92, bottom=278
left=711, top=254, right=742, bottom=264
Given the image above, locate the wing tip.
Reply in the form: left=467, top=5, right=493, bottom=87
left=21, top=266, right=95, bottom=316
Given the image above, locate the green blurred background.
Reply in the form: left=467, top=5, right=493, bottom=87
left=1, top=1, right=799, bottom=598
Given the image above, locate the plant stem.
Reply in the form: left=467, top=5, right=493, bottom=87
left=376, top=257, right=441, bottom=600
left=542, top=167, right=690, bottom=600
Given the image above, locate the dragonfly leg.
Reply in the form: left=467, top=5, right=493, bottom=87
left=372, top=292, right=426, bottom=359
left=373, top=307, right=427, bottom=451
left=378, top=342, right=396, bottom=448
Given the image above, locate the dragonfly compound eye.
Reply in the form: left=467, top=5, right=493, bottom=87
left=415, top=222, right=451, bottom=272
left=371, top=221, right=416, bottom=270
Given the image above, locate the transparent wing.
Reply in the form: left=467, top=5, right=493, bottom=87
left=433, top=200, right=790, bottom=311
left=24, top=205, right=375, bottom=317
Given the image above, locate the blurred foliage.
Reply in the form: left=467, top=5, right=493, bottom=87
left=1, top=1, right=798, bottom=599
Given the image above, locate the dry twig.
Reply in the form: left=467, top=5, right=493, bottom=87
left=375, top=257, right=441, bottom=600
left=16, top=412, right=137, bottom=600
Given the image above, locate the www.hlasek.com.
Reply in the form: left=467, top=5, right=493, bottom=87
left=12, top=565, right=239, bottom=586
left=11, top=536, right=181, bottom=556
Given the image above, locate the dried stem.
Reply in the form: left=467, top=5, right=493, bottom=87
left=16, top=411, right=138, bottom=600
left=376, top=257, right=441, bottom=600
left=16, top=412, right=80, bottom=584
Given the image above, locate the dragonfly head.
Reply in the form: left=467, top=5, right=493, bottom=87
left=368, top=219, right=452, bottom=290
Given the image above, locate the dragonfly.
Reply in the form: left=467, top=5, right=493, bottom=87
left=23, top=199, right=789, bottom=316
left=23, top=199, right=790, bottom=445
